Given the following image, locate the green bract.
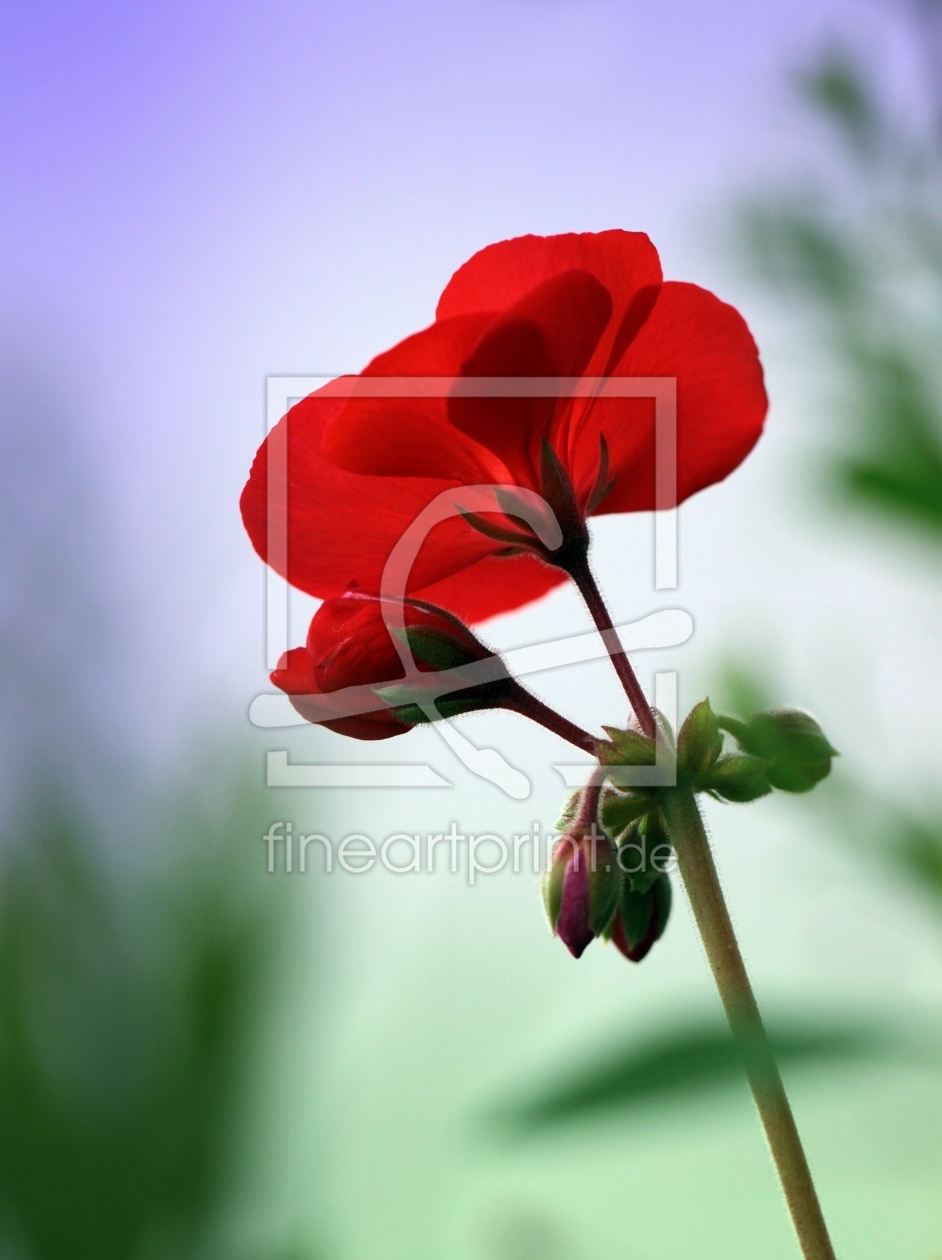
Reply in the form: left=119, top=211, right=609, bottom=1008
left=699, top=753, right=773, bottom=803
left=600, top=787, right=655, bottom=838
left=596, top=725, right=657, bottom=767
left=676, top=698, right=724, bottom=784
left=592, top=699, right=835, bottom=812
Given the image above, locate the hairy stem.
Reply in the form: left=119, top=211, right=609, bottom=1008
left=504, top=688, right=599, bottom=756
left=573, top=764, right=607, bottom=831
left=659, top=788, right=837, bottom=1260
left=566, top=554, right=657, bottom=739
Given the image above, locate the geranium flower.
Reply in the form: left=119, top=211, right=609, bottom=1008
left=241, top=230, right=767, bottom=624
left=274, top=586, right=597, bottom=748
left=272, top=587, right=509, bottom=740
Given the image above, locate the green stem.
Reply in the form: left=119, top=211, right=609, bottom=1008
left=659, top=787, right=837, bottom=1260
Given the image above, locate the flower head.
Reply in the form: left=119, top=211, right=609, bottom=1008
left=273, top=587, right=509, bottom=740
left=241, top=230, right=767, bottom=624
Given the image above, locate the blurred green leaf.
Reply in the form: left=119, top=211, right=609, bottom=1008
left=488, top=1018, right=899, bottom=1136
left=795, top=46, right=882, bottom=157
left=741, top=204, right=862, bottom=305
left=822, top=781, right=942, bottom=914
left=713, top=658, right=775, bottom=720
left=740, top=33, right=942, bottom=552
left=895, top=813, right=942, bottom=900
left=0, top=775, right=300, bottom=1260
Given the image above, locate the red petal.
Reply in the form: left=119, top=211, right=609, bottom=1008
left=413, top=550, right=566, bottom=623
left=240, top=386, right=527, bottom=608
left=571, top=282, right=768, bottom=514
left=437, top=230, right=663, bottom=382
left=320, top=313, right=508, bottom=483
left=308, top=593, right=405, bottom=691
left=448, top=269, right=612, bottom=487
left=437, top=230, right=661, bottom=321
left=269, top=646, right=403, bottom=739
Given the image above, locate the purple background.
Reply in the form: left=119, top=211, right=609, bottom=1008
left=0, top=0, right=915, bottom=756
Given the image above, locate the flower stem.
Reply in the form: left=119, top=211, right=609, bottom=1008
left=504, top=688, right=599, bottom=756
left=566, top=554, right=657, bottom=740
left=659, top=787, right=837, bottom=1260
left=573, top=764, right=607, bottom=831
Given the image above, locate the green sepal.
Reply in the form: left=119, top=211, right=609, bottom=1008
left=652, top=872, right=672, bottom=941
left=677, top=698, right=723, bottom=785
left=619, top=811, right=673, bottom=893
left=701, top=754, right=773, bottom=803
left=539, top=437, right=585, bottom=540
left=542, top=845, right=567, bottom=932
left=587, top=433, right=618, bottom=512
left=388, top=693, right=502, bottom=725
left=399, top=626, right=470, bottom=671
left=555, top=791, right=581, bottom=831
left=613, top=871, right=672, bottom=953
left=597, top=726, right=657, bottom=767
left=457, top=508, right=537, bottom=550
left=600, top=788, right=655, bottom=839
left=618, top=884, right=655, bottom=949
left=719, top=708, right=837, bottom=793
left=395, top=625, right=507, bottom=677
left=588, top=841, right=623, bottom=936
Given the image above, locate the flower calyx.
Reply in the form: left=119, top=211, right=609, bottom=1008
left=537, top=437, right=591, bottom=573
left=460, top=437, right=600, bottom=577
left=675, top=698, right=771, bottom=803
left=598, top=802, right=675, bottom=962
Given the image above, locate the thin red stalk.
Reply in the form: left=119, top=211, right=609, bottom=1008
left=567, top=555, right=657, bottom=739
left=503, top=689, right=598, bottom=756
left=573, top=764, right=607, bottom=832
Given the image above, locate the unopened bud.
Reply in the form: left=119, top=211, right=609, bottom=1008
left=612, top=872, right=673, bottom=962
left=543, top=830, right=622, bottom=959
left=722, top=708, right=837, bottom=793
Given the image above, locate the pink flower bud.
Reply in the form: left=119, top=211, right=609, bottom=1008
left=543, top=831, right=621, bottom=958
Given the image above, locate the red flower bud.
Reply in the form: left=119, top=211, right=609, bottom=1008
left=543, top=831, right=622, bottom=958
left=271, top=588, right=508, bottom=740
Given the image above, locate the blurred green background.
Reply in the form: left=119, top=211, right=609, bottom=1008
left=5, top=10, right=942, bottom=1260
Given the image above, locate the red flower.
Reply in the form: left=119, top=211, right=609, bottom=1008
left=272, top=587, right=511, bottom=740
left=241, top=231, right=767, bottom=624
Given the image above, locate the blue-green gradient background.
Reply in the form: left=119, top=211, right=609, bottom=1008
left=2, top=3, right=941, bottom=1257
